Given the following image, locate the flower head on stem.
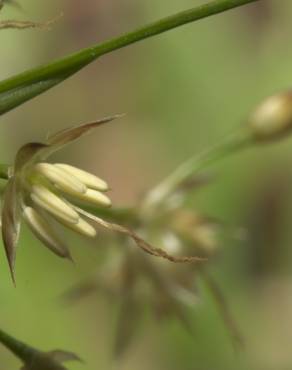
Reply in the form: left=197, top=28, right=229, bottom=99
left=1, top=115, right=205, bottom=283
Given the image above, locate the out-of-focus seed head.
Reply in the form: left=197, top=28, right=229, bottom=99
left=248, top=91, right=292, bottom=142
left=169, top=209, right=219, bottom=257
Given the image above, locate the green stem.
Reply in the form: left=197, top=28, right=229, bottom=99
left=0, top=328, right=38, bottom=363
left=0, top=164, right=10, bottom=179
left=0, top=0, right=258, bottom=115
left=142, top=129, right=253, bottom=213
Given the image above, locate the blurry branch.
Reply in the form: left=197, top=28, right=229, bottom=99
left=0, top=328, right=38, bottom=363
left=141, top=129, right=253, bottom=214
left=0, top=0, right=258, bottom=115
left=0, top=327, right=82, bottom=369
left=0, top=164, right=10, bottom=179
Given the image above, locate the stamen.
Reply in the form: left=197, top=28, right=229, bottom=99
left=31, top=185, right=79, bottom=224
left=34, top=163, right=87, bottom=195
left=55, top=164, right=109, bottom=191
left=23, top=206, right=71, bottom=258
left=58, top=216, right=97, bottom=238
left=72, top=188, right=112, bottom=208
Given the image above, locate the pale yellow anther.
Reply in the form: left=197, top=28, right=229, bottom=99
left=31, top=185, right=79, bottom=224
left=73, top=188, right=112, bottom=208
left=55, top=163, right=109, bottom=191
left=59, top=217, right=97, bottom=238
left=34, top=163, right=87, bottom=195
left=23, top=207, right=67, bottom=253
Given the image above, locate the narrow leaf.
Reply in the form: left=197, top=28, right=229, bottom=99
left=0, top=0, right=258, bottom=116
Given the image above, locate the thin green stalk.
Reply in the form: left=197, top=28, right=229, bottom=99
left=142, top=129, right=253, bottom=213
left=0, top=328, right=38, bottom=363
left=0, top=163, right=10, bottom=179
left=0, top=0, right=258, bottom=115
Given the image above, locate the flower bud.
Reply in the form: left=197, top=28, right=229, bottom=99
left=248, top=91, right=292, bottom=142
left=170, top=210, right=218, bottom=257
left=55, top=164, right=109, bottom=191
left=31, top=185, right=79, bottom=224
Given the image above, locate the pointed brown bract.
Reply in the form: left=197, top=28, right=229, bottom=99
left=47, top=350, right=83, bottom=364
left=19, top=347, right=82, bottom=370
left=47, top=114, right=123, bottom=147
left=1, top=177, right=21, bottom=283
left=21, top=349, right=82, bottom=370
left=15, top=142, right=48, bottom=172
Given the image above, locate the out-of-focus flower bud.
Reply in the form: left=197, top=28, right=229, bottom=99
left=169, top=209, right=219, bottom=257
left=248, top=91, right=292, bottom=142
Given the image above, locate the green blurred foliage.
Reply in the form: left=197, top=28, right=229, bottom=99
left=1, top=1, right=292, bottom=369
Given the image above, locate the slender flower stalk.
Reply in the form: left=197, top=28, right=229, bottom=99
left=0, top=328, right=38, bottom=364
left=141, top=129, right=253, bottom=214
left=142, top=90, right=292, bottom=213
left=0, top=115, right=205, bottom=283
left=0, top=163, right=11, bottom=179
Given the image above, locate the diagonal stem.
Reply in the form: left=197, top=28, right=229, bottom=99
left=0, top=328, right=38, bottom=363
left=141, top=128, right=253, bottom=213
left=0, top=0, right=259, bottom=115
left=0, top=163, right=10, bottom=179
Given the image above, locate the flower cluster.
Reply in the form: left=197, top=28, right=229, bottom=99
left=1, top=116, right=118, bottom=282
left=2, top=115, right=205, bottom=283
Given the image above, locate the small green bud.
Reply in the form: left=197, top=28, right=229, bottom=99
left=248, top=91, right=292, bottom=142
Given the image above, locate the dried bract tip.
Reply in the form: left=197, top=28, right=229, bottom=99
left=248, top=90, right=292, bottom=142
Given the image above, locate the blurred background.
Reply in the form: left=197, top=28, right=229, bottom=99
left=1, top=0, right=292, bottom=369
